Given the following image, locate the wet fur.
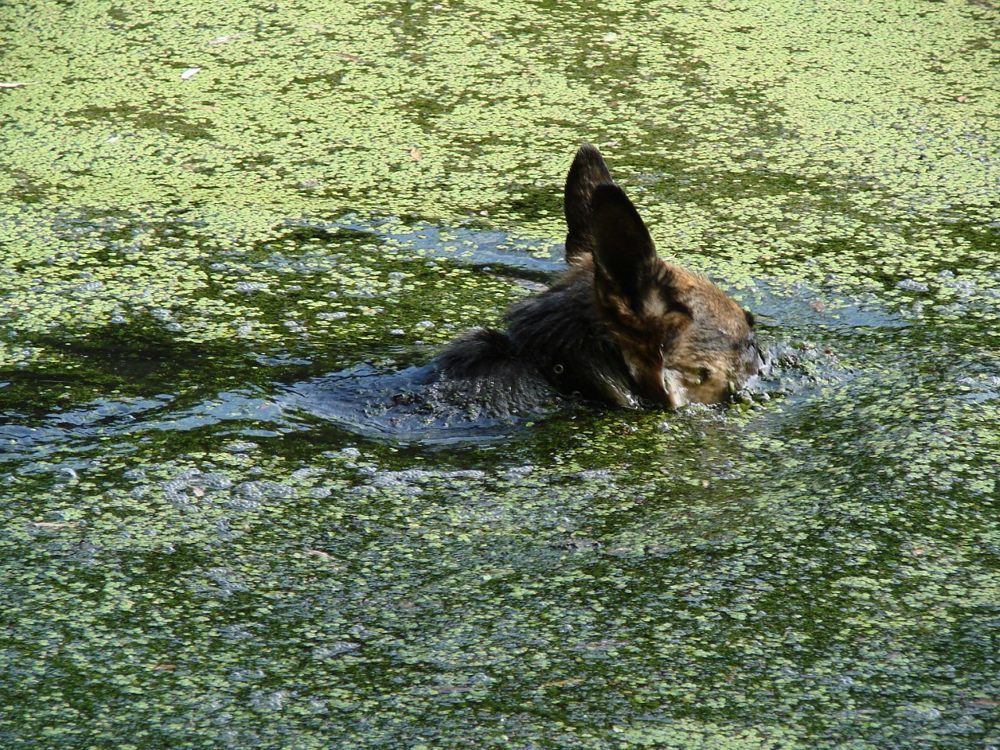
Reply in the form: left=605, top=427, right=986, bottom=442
left=438, top=255, right=638, bottom=407
left=436, top=144, right=761, bottom=410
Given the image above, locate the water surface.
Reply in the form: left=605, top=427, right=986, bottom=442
left=1, top=1, right=997, bottom=748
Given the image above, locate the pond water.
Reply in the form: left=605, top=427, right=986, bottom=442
left=1, top=1, right=997, bottom=748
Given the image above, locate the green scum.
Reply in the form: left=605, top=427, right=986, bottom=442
left=0, top=1, right=996, bottom=748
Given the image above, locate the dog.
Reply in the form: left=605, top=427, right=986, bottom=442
left=435, top=144, right=763, bottom=409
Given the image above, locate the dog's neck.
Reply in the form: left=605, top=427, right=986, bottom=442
left=505, top=264, right=637, bottom=407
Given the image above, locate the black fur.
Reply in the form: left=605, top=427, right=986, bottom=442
left=436, top=267, right=637, bottom=408
left=563, top=144, right=613, bottom=263
left=590, top=182, right=660, bottom=314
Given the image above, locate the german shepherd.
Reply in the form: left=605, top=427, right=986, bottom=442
left=436, top=144, right=763, bottom=409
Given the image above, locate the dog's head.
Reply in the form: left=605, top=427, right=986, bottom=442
left=565, top=145, right=762, bottom=407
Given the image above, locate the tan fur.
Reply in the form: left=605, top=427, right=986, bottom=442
left=606, top=260, right=755, bottom=405
left=587, top=194, right=757, bottom=407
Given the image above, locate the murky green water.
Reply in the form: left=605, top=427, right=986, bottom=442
left=1, top=1, right=997, bottom=748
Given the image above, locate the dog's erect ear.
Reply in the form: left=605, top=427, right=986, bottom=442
left=590, top=183, right=663, bottom=315
left=564, top=144, right=614, bottom=263
left=591, top=183, right=693, bottom=407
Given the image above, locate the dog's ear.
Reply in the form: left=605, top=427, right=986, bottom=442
left=564, top=144, right=613, bottom=263
left=590, top=183, right=665, bottom=314
left=591, top=183, right=693, bottom=407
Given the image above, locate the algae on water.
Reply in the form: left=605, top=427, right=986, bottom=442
left=0, top=1, right=997, bottom=748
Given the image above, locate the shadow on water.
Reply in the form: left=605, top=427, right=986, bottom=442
left=15, top=210, right=992, bottom=478
left=0, top=216, right=900, bottom=462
